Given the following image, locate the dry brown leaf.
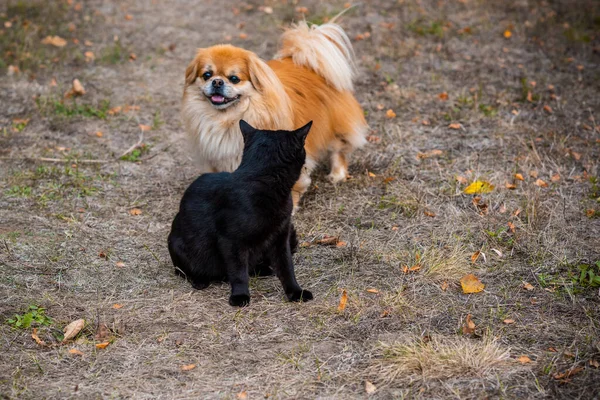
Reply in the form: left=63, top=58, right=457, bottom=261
left=65, top=79, right=86, bottom=98
left=95, top=131, right=103, bottom=137
left=112, top=304, right=124, bottom=309
left=424, top=210, right=435, bottom=217
left=365, top=380, right=377, bottom=394
left=108, top=106, right=122, bottom=115
left=181, top=364, right=196, bottom=371
left=554, top=366, right=583, bottom=380
left=448, top=123, right=461, bottom=130
left=237, top=391, right=248, bottom=400
left=438, top=92, right=449, bottom=101
left=503, top=30, right=512, bottom=38
left=471, top=251, right=481, bottom=264
left=534, top=179, right=548, bottom=188
left=456, top=175, right=468, bottom=184
left=316, top=235, right=338, bottom=246
left=440, top=281, right=449, bottom=291
left=115, top=261, right=125, bottom=268
left=543, top=105, right=553, bottom=114
left=42, top=35, right=67, bottom=47
left=503, top=319, right=515, bottom=324
left=31, top=328, right=46, bottom=346
left=505, top=182, right=517, bottom=190
left=522, top=282, right=534, bottom=291
left=385, top=109, right=396, bottom=119
left=95, top=342, right=110, bottom=349
left=84, top=51, right=95, bottom=62
left=139, top=124, right=152, bottom=131
left=526, top=91, right=533, bottom=103
left=125, top=14, right=133, bottom=20
left=518, top=355, right=532, bottom=364
left=529, top=170, right=538, bottom=178
left=263, top=6, right=273, bottom=14
left=239, top=33, right=248, bottom=39
left=463, top=314, right=476, bottom=335
left=514, top=173, right=524, bottom=181
left=417, top=149, right=443, bottom=160
left=63, top=319, right=85, bottom=342
left=129, top=208, right=142, bottom=216
left=68, top=348, right=84, bottom=356
left=551, top=173, right=560, bottom=182
left=460, top=274, right=485, bottom=294
left=590, top=359, right=600, bottom=368
left=368, top=171, right=376, bottom=178
left=366, top=288, right=379, bottom=294
left=337, top=290, right=348, bottom=312
left=336, top=241, right=347, bottom=248
left=507, top=221, right=516, bottom=233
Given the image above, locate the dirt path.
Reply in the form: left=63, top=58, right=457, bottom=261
left=1, top=0, right=599, bottom=398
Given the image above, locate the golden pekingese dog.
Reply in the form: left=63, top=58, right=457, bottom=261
left=182, top=20, right=367, bottom=208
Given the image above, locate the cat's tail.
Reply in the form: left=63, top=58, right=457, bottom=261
left=276, top=19, right=356, bottom=92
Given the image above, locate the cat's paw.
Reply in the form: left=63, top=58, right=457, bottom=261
left=229, top=294, right=251, bottom=307
left=191, top=280, right=209, bottom=290
left=288, top=289, right=313, bottom=302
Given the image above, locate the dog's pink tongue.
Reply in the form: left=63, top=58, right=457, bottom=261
left=211, top=95, right=225, bottom=104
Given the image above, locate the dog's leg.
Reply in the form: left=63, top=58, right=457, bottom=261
left=327, top=151, right=348, bottom=183
left=268, top=224, right=313, bottom=302
left=291, top=160, right=314, bottom=213
left=220, top=241, right=251, bottom=307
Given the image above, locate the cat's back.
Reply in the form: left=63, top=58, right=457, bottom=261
left=179, top=172, right=232, bottom=212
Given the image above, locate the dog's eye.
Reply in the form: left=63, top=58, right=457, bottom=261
left=202, top=71, right=212, bottom=80
left=229, top=75, right=240, bottom=84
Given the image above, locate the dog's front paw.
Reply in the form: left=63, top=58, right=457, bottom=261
left=229, top=294, right=251, bottom=307
left=287, top=289, right=313, bottom=302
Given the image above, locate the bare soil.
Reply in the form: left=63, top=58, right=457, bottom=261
left=1, top=0, right=599, bottom=399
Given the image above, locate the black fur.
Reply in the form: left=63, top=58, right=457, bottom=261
left=168, top=120, right=313, bottom=307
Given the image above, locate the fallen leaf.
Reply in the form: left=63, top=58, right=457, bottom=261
left=438, top=92, right=449, bottom=101
left=491, top=248, right=503, bottom=257
left=440, top=281, right=449, bottom=291
left=337, top=290, right=348, bottom=312
left=237, top=391, right=248, bottom=400
left=464, top=180, right=495, bottom=194
left=385, top=109, right=396, bottom=119
left=503, top=30, right=512, bottom=38
left=460, top=274, right=485, bottom=294
left=42, top=35, right=67, bottom=47
left=505, top=182, right=517, bottom=190
left=448, top=123, right=462, bottom=130
left=295, top=6, right=309, bottom=14
left=421, top=119, right=430, bottom=126
left=590, top=359, right=599, bottom=368
left=263, top=6, right=273, bottom=14
left=424, top=210, right=435, bottom=217
left=95, top=131, right=103, bottom=137
left=31, top=328, right=46, bottom=346
left=543, top=105, right=553, bottom=114
left=551, top=173, right=560, bottom=182
left=408, top=265, right=421, bottom=272
left=554, top=366, right=583, bottom=380
left=463, top=314, right=476, bottom=335
left=84, top=40, right=93, bottom=46
left=125, top=14, right=133, bottom=20
left=115, top=261, right=125, bottom=268
left=181, top=364, right=196, bottom=371
left=129, top=208, right=142, bottom=216
left=534, top=179, right=548, bottom=188
left=239, top=33, right=248, bottom=39
left=112, top=304, right=124, bottom=309
left=366, top=288, right=379, bottom=294
left=368, top=171, right=376, bottom=178
left=108, top=106, right=122, bottom=115
left=63, top=319, right=85, bottom=342
left=68, top=348, right=84, bottom=356
left=522, top=282, right=534, bottom=291
left=503, top=319, right=515, bottom=324
left=514, top=173, right=524, bottom=181
left=365, top=380, right=377, bottom=394
left=129, top=53, right=137, bottom=61
left=95, top=342, right=110, bottom=349
left=139, top=124, right=151, bottom=131
left=95, top=323, right=110, bottom=341
left=526, top=91, right=533, bottom=103
left=518, top=355, right=532, bottom=364
left=471, top=251, right=481, bottom=264
left=417, top=149, right=443, bottom=160
left=64, top=79, right=86, bottom=98
left=316, top=235, right=339, bottom=246
left=376, top=104, right=384, bottom=110
left=336, top=241, right=347, bottom=248
left=508, top=221, right=516, bottom=233
left=456, top=175, right=468, bottom=184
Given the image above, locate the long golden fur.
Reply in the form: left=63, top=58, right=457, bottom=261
left=182, top=21, right=368, bottom=208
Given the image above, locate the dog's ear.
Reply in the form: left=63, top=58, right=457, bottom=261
left=247, top=53, right=280, bottom=94
left=239, top=120, right=257, bottom=143
left=185, top=49, right=204, bottom=85
left=294, top=121, right=312, bottom=144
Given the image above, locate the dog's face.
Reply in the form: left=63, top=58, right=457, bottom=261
left=185, top=45, right=261, bottom=111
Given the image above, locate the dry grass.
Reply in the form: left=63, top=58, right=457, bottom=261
left=374, top=335, right=511, bottom=383
left=1, top=0, right=599, bottom=398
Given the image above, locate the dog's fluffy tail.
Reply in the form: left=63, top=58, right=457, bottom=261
left=276, top=21, right=356, bottom=92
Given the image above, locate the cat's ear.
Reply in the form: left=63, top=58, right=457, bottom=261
left=239, top=120, right=256, bottom=143
left=294, top=121, right=312, bottom=144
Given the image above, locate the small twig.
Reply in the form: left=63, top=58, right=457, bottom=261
left=0, top=156, right=111, bottom=164
left=118, top=130, right=144, bottom=159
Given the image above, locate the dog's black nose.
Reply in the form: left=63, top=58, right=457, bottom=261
left=212, top=79, right=224, bottom=88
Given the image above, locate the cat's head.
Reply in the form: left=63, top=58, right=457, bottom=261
left=238, top=120, right=312, bottom=172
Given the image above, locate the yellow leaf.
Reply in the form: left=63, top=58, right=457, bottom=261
left=63, top=319, right=85, bottom=342
left=181, top=364, right=196, bottom=371
left=95, top=342, right=110, bottom=349
left=518, top=355, right=532, bottom=364
left=460, top=274, right=485, bottom=294
left=42, top=35, right=67, bottom=47
left=464, top=180, right=495, bottom=194
left=385, top=109, right=396, bottom=119
left=337, top=290, right=348, bottom=312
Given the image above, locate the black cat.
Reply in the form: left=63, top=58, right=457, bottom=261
left=168, top=120, right=314, bottom=307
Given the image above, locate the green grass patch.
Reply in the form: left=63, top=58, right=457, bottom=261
left=408, top=19, right=445, bottom=38
left=7, top=305, right=52, bottom=329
